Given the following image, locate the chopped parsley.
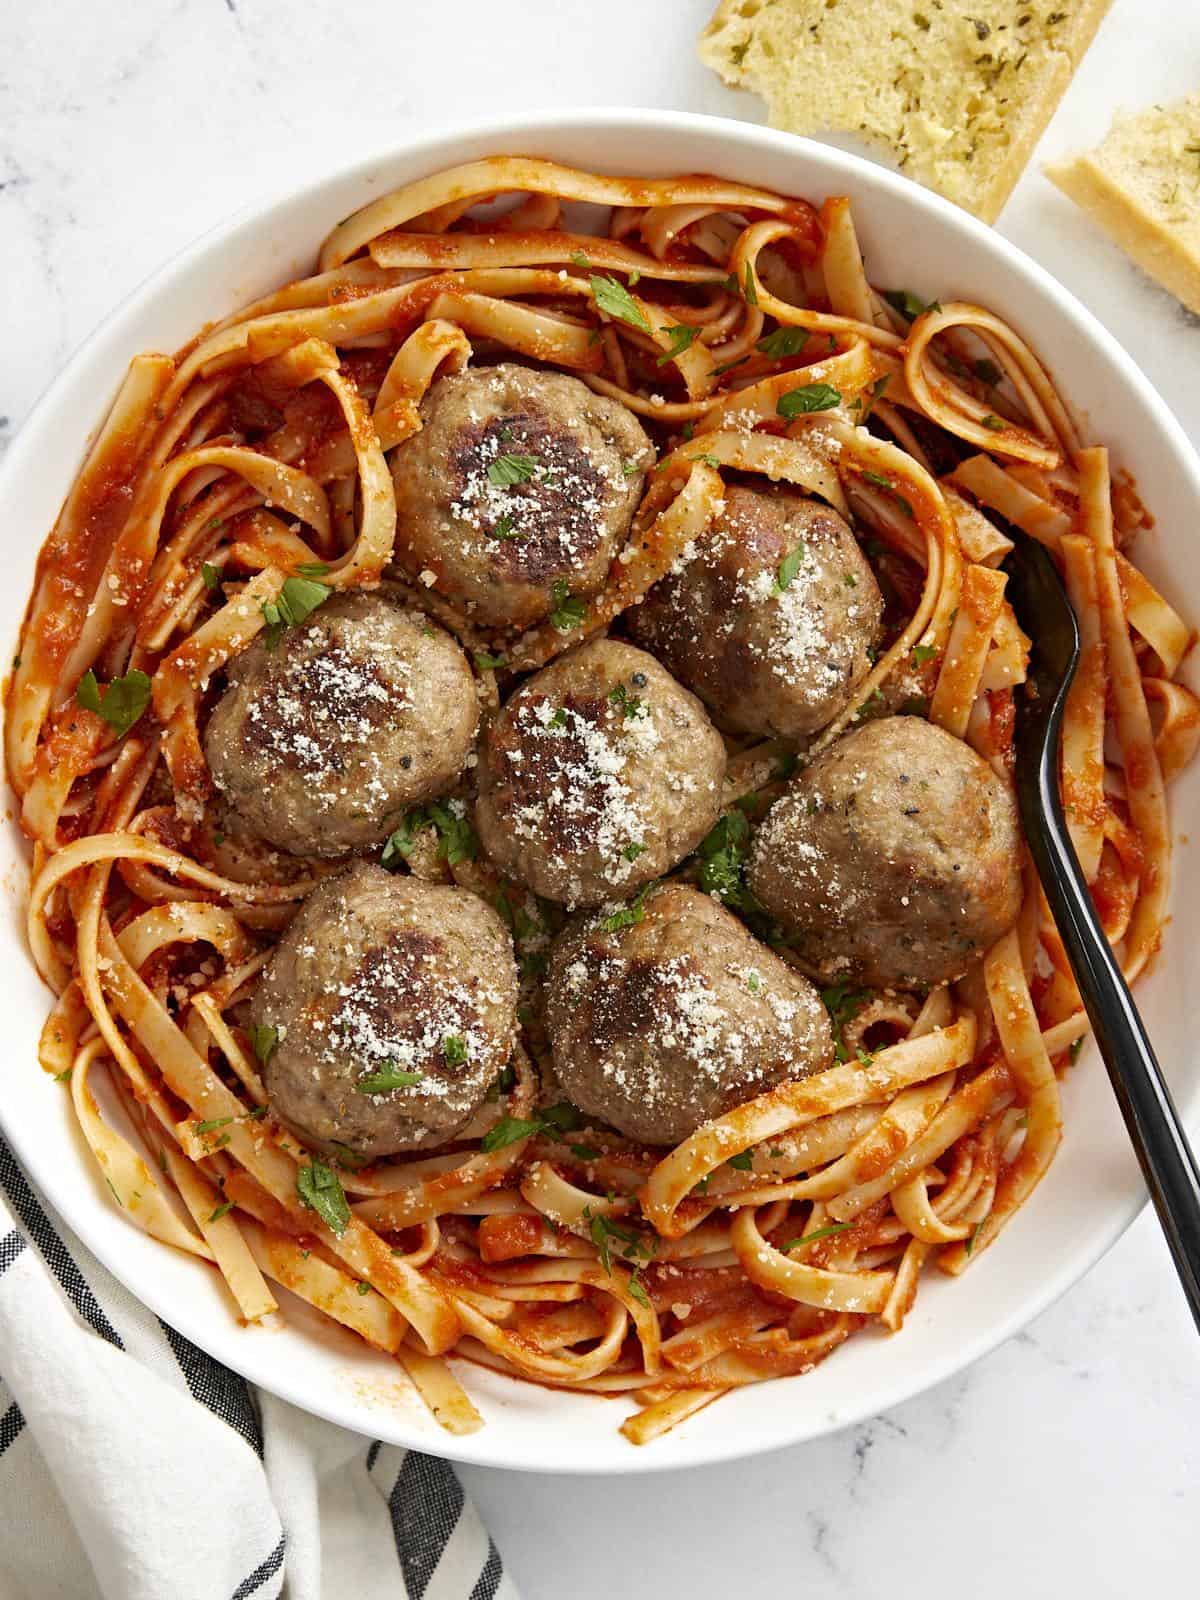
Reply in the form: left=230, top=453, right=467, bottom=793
left=609, top=683, right=646, bottom=719
left=539, top=1102, right=582, bottom=1134
left=656, top=324, right=700, bottom=364
left=583, top=1205, right=656, bottom=1277
left=784, top=1222, right=853, bottom=1250
left=381, top=811, right=426, bottom=867
left=589, top=273, right=651, bottom=333
left=200, top=562, right=222, bottom=591
left=483, top=1100, right=588, bottom=1152
left=248, top=1024, right=278, bottom=1067
left=743, top=262, right=759, bottom=306
left=602, top=885, right=650, bottom=932
left=549, top=579, right=587, bottom=632
left=965, top=1219, right=985, bottom=1255
left=819, top=982, right=870, bottom=1063
left=911, top=642, right=938, bottom=666
left=488, top=512, right=521, bottom=539
left=570, top=1143, right=601, bottom=1161
left=425, top=801, right=477, bottom=866
left=712, top=354, right=750, bottom=376
left=696, top=809, right=755, bottom=912
left=208, top=1202, right=234, bottom=1223
left=881, top=289, right=941, bottom=321
left=691, top=452, right=722, bottom=469
left=486, top=1061, right=518, bottom=1103
left=481, top=1115, right=546, bottom=1152
left=727, top=1150, right=754, bottom=1172
left=622, top=841, right=646, bottom=862
left=355, top=1063, right=424, bottom=1095
left=756, top=325, right=810, bottom=358
left=861, top=470, right=915, bottom=519
left=75, top=668, right=152, bottom=740
left=549, top=707, right=568, bottom=728
left=295, top=561, right=330, bottom=577
left=382, top=800, right=477, bottom=870
left=297, top=1158, right=351, bottom=1237
left=981, top=413, right=1006, bottom=431
left=777, top=383, right=841, bottom=419
left=260, top=575, right=331, bottom=648
left=487, top=453, right=538, bottom=486
left=474, top=651, right=507, bottom=671
left=443, top=1034, right=468, bottom=1067
left=1069, top=1035, right=1086, bottom=1064
left=194, top=1116, right=234, bottom=1135
left=774, top=543, right=807, bottom=593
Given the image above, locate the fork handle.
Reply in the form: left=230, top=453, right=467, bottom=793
left=1021, top=756, right=1200, bottom=1332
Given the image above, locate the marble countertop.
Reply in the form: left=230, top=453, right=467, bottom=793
left=2, top=0, right=1197, bottom=1593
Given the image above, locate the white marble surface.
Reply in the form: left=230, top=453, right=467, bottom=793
left=2, top=0, right=1198, bottom=1594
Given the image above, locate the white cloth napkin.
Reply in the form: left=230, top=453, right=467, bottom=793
left=0, top=1135, right=518, bottom=1600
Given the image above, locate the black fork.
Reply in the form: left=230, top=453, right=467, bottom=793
left=1003, top=528, right=1200, bottom=1331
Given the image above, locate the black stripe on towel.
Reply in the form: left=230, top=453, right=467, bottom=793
left=0, top=1138, right=123, bottom=1348
left=230, top=1532, right=285, bottom=1598
left=158, top=1319, right=263, bottom=1457
left=390, top=1450, right=464, bottom=1599
left=470, top=1538, right=504, bottom=1600
left=0, top=1399, right=25, bottom=1458
left=0, top=1228, right=26, bottom=1277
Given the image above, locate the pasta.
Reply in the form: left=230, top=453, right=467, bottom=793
left=7, top=155, right=1197, bottom=1446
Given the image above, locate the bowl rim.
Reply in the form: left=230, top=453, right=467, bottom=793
left=2, top=105, right=1197, bottom=1476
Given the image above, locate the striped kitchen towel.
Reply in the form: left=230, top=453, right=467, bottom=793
left=0, top=1135, right=517, bottom=1600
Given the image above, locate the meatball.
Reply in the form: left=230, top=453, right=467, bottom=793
left=250, top=862, right=518, bottom=1161
left=389, top=364, right=653, bottom=631
left=546, top=883, right=833, bottom=1145
left=748, top=717, right=1023, bottom=988
left=204, top=591, right=479, bottom=858
left=628, top=485, right=883, bottom=740
left=475, top=639, right=725, bottom=907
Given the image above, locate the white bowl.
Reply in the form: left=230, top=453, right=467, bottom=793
left=2, top=109, right=1197, bottom=1476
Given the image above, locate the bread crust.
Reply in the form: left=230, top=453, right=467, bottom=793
left=1046, top=96, right=1200, bottom=315
left=698, top=0, right=1114, bottom=222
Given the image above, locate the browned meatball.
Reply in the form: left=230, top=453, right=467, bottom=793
left=748, top=717, right=1023, bottom=987
left=546, top=883, right=833, bottom=1145
left=250, top=862, right=518, bottom=1161
left=475, top=639, right=725, bottom=907
left=628, top=485, right=883, bottom=739
left=204, top=591, right=478, bottom=858
left=389, top=364, right=653, bottom=631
